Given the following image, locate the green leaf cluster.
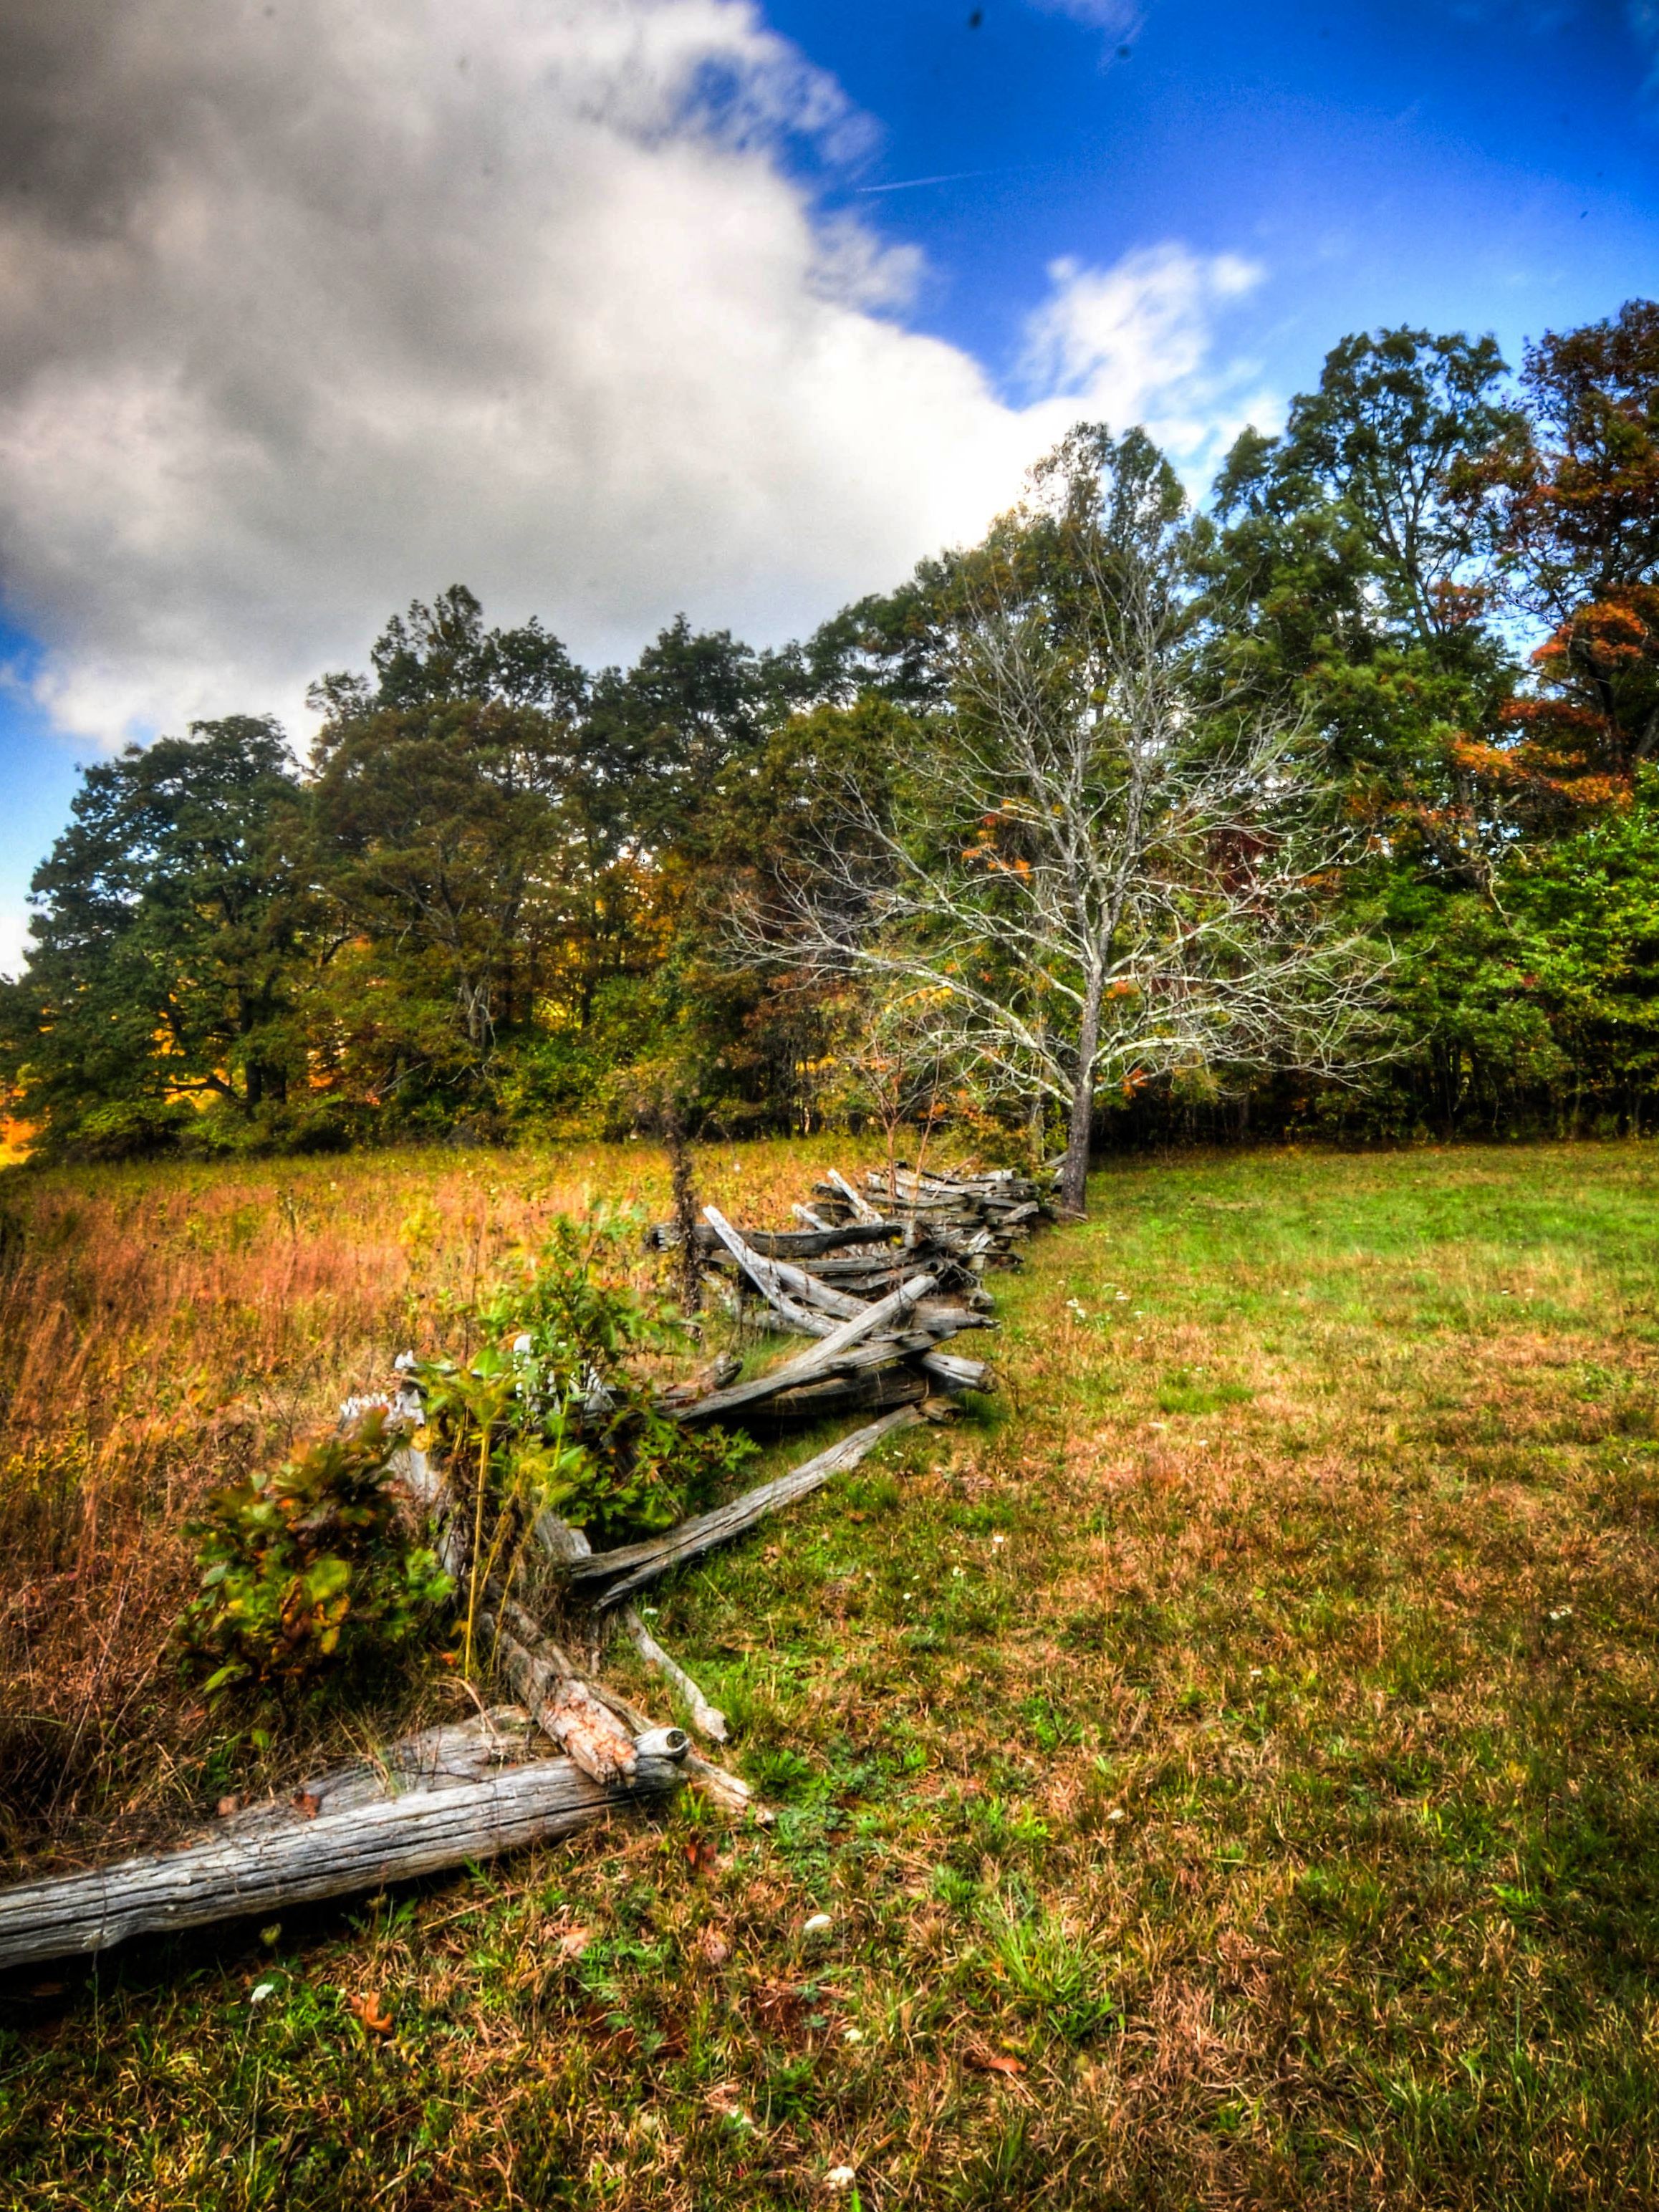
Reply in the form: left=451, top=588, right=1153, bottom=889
left=417, top=1211, right=754, bottom=1554
left=176, top=1410, right=451, bottom=1697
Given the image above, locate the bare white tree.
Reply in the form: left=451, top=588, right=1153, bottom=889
left=733, top=430, right=1390, bottom=1217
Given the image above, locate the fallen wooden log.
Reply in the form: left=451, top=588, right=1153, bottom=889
left=0, top=1741, right=689, bottom=1973
left=827, top=1167, right=885, bottom=1223
left=776, top=1253, right=910, bottom=1283
left=482, top=1605, right=641, bottom=1784
left=494, top=1588, right=759, bottom=1814
left=534, top=1506, right=595, bottom=1564
left=703, top=1274, right=806, bottom=1338
left=622, top=1607, right=728, bottom=1743
left=216, top=1706, right=539, bottom=1836
left=673, top=1319, right=988, bottom=1430
left=914, top=1297, right=994, bottom=1333
left=701, top=1205, right=830, bottom=1335
left=699, top=1245, right=989, bottom=1325
left=917, top=1347, right=994, bottom=1393
left=700, top=1209, right=981, bottom=1342
left=590, top=1683, right=761, bottom=1819
left=865, top=1170, right=1026, bottom=1216
left=806, top=1270, right=938, bottom=1357
left=703, top=1208, right=867, bottom=1322
left=676, top=1331, right=938, bottom=1426
left=651, top=1221, right=901, bottom=1261
left=865, top=1168, right=946, bottom=1197
left=797, top=1258, right=994, bottom=1305
left=870, top=1202, right=992, bottom=1232
left=673, top=1303, right=941, bottom=1430
left=673, top=1244, right=936, bottom=1393
left=566, top=1405, right=923, bottom=1605
left=759, top=1362, right=928, bottom=1427
left=877, top=1166, right=1034, bottom=1198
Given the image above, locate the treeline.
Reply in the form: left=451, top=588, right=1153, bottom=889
left=4, top=300, right=1659, bottom=1163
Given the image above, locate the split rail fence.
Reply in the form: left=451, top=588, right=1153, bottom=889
left=0, top=1160, right=1054, bottom=1972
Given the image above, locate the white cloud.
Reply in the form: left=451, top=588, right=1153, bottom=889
left=1020, top=246, right=1269, bottom=484
left=1022, top=0, right=1144, bottom=37
left=0, top=0, right=1269, bottom=762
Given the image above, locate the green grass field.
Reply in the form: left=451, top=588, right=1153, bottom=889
left=5, top=1141, right=1659, bottom=2208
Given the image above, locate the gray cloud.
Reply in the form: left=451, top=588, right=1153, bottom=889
left=0, top=0, right=1265, bottom=762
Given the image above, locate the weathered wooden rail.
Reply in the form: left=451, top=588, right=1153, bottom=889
left=0, top=1724, right=688, bottom=1973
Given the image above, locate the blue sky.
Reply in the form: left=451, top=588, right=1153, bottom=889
left=1, top=0, right=1656, bottom=971
left=790, top=0, right=1655, bottom=393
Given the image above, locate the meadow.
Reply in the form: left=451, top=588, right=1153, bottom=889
left=3, top=1138, right=1659, bottom=2208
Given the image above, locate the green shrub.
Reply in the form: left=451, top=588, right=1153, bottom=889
left=183, top=1095, right=368, bottom=1158
left=177, top=1410, right=451, bottom=1697
left=60, top=1097, right=193, bottom=1163
left=418, top=1209, right=754, bottom=1552
left=173, top=1210, right=750, bottom=1696
left=415, top=1209, right=756, bottom=1671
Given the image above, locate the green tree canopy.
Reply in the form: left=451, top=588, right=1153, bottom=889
left=1, top=716, right=313, bottom=1153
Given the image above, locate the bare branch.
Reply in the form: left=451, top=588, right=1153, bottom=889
left=726, top=438, right=1392, bottom=1213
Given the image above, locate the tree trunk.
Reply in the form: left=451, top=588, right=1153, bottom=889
left=1026, top=1089, right=1047, bottom=1172
left=1058, top=971, right=1106, bottom=1219
left=660, top=1102, right=702, bottom=1314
